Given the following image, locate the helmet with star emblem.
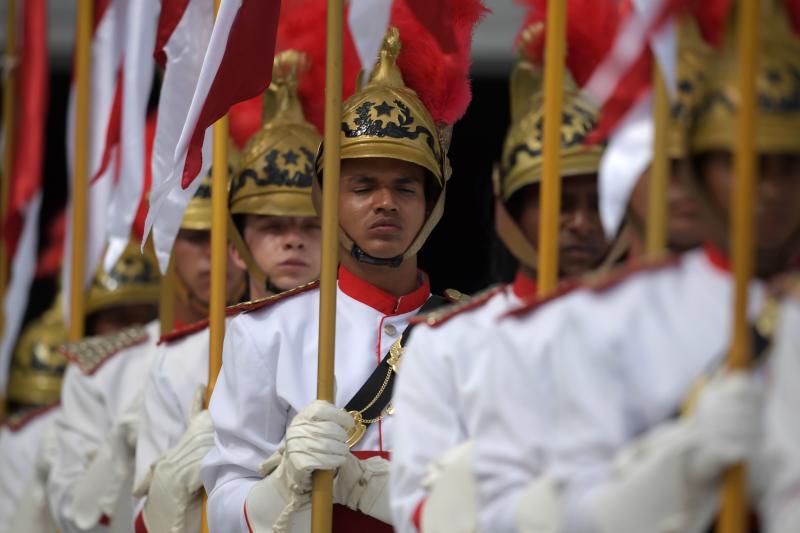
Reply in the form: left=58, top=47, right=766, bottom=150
left=181, top=144, right=240, bottom=231
left=85, top=240, right=161, bottom=318
left=5, top=295, right=68, bottom=413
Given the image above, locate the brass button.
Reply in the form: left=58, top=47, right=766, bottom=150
left=383, top=324, right=398, bottom=337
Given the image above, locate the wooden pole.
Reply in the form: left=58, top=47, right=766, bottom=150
left=537, top=0, right=566, bottom=296
left=68, top=0, right=93, bottom=341
left=717, top=1, right=759, bottom=532
left=310, top=0, right=343, bottom=531
left=646, top=64, right=669, bottom=258
left=1, top=0, right=17, bottom=338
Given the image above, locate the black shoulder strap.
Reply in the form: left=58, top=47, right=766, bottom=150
left=344, top=295, right=447, bottom=424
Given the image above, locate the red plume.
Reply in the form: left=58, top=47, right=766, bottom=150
left=275, top=0, right=361, bottom=133
left=229, top=96, right=264, bottom=149
left=390, top=0, right=489, bottom=125
left=784, top=0, right=800, bottom=34
left=515, top=0, right=619, bottom=87
left=690, top=0, right=733, bottom=48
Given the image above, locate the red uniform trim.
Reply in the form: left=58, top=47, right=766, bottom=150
left=99, top=515, right=111, bottom=526
left=412, top=497, right=427, bottom=532
left=159, top=281, right=322, bottom=345
left=134, top=510, right=148, bottom=533
left=703, top=242, right=731, bottom=273
left=5, top=402, right=59, bottom=432
left=504, top=253, right=681, bottom=319
left=338, top=266, right=430, bottom=316
left=244, top=500, right=255, bottom=533
left=411, top=285, right=505, bottom=328
left=511, top=270, right=537, bottom=300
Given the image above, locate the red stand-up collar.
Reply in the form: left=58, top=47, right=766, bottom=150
left=703, top=242, right=732, bottom=273
left=511, top=270, right=538, bottom=299
left=338, top=265, right=430, bottom=316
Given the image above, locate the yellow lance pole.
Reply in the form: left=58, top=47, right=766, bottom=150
left=717, top=1, right=759, bottom=532
left=1, top=0, right=17, bottom=340
left=537, top=0, right=566, bottom=296
left=200, top=1, right=229, bottom=531
left=310, top=0, right=343, bottom=531
left=159, top=253, right=175, bottom=335
left=68, top=0, right=93, bottom=341
left=646, top=63, right=669, bottom=258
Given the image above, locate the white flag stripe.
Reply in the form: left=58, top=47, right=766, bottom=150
left=599, top=92, right=653, bottom=239
left=143, top=0, right=214, bottom=272
left=348, top=0, right=393, bottom=81
left=0, top=192, right=42, bottom=394
left=104, top=0, right=159, bottom=272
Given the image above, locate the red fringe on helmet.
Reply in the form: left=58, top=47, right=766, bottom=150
left=514, top=0, right=619, bottom=87
left=275, top=0, right=361, bottom=133
left=390, top=0, right=488, bottom=125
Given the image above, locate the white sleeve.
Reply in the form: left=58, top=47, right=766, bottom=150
left=46, top=365, right=110, bottom=533
left=133, top=345, right=188, bottom=510
left=201, top=315, right=289, bottom=533
left=759, top=299, right=800, bottom=533
left=390, top=325, right=464, bottom=533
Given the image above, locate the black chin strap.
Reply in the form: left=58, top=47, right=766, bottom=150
left=350, top=243, right=404, bottom=268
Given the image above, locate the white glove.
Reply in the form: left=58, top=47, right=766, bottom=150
left=687, top=371, right=764, bottom=482
left=8, top=424, right=61, bottom=533
left=137, top=385, right=215, bottom=533
left=419, top=442, right=478, bottom=533
left=245, top=401, right=353, bottom=533
left=69, top=392, right=142, bottom=529
left=588, top=371, right=764, bottom=533
left=333, top=453, right=391, bottom=523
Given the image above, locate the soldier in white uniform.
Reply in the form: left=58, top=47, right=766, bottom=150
left=0, top=297, right=67, bottom=533
left=471, top=4, right=800, bottom=532
left=46, top=176, right=246, bottom=533
left=132, top=50, right=323, bottom=533
left=388, top=10, right=614, bottom=532
left=201, top=15, right=482, bottom=532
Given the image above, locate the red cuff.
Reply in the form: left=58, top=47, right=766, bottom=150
left=412, top=496, right=427, bottom=531
left=99, top=515, right=111, bottom=526
left=134, top=510, right=148, bottom=533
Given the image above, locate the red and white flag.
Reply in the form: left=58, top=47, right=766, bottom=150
left=144, top=0, right=281, bottom=271
left=0, top=0, right=49, bottom=393
left=61, top=0, right=127, bottom=318
left=103, top=0, right=159, bottom=272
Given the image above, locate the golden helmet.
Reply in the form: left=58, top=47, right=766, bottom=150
left=691, top=0, right=800, bottom=154
left=231, top=51, right=320, bottom=219
left=181, top=145, right=241, bottom=231
left=6, top=296, right=67, bottom=410
left=499, top=23, right=603, bottom=204
left=86, top=240, right=161, bottom=317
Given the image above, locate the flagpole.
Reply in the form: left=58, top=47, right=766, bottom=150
left=311, top=0, right=343, bottom=531
left=1, top=0, right=17, bottom=341
left=717, top=1, right=759, bottom=532
left=200, top=0, right=229, bottom=531
left=159, top=253, right=175, bottom=335
left=646, top=63, right=669, bottom=258
left=537, top=0, right=566, bottom=296
left=68, top=0, right=93, bottom=341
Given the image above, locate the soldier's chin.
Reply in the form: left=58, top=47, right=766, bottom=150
left=358, top=239, right=409, bottom=261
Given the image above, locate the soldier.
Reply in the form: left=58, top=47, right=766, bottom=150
left=46, top=176, right=245, bottom=533
left=388, top=5, right=615, bottom=531
left=471, top=3, right=800, bottom=532
left=132, top=50, right=323, bottom=533
left=201, top=9, right=483, bottom=530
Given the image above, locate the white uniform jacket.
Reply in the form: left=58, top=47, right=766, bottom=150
left=48, top=321, right=160, bottom=533
left=389, top=272, right=535, bottom=533
left=202, top=266, right=431, bottom=533
left=472, top=247, right=800, bottom=533
left=0, top=405, right=59, bottom=533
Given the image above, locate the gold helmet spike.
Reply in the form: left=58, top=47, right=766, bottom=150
left=229, top=51, right=321, bottom=291
left=329, top=27, right=447, bottom=187
left=86, top=240, right=161, bottom=317
left=181, top=144, right=241, bottom=231
left=6, top=295, right=68, bottom=410
left=692, top=0, right=800, bottom=154
left=499, top=28, right=603, bottom=203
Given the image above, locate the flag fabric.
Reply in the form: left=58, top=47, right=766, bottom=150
left=103, top=0, right=160, bottom=272
left=61, top=0, right=125, bottom=318
left=348, top=0, right=393, bottom=80
left=0, top=0, right=49, bottom=394
left=144, top=0, right=281, bottom=272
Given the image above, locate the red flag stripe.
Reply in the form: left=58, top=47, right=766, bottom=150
left=154, top=0, right=191, bottom=68
left=89, top=68, right=124, bottom=185
left=181, top=0, right=281, bottom=188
